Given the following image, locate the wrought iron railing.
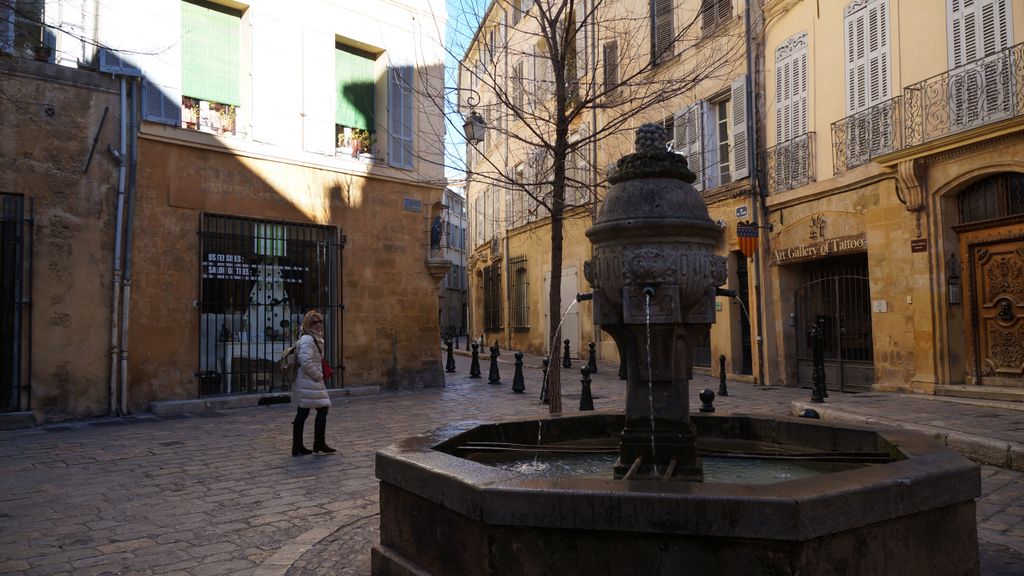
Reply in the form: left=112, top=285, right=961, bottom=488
left=903, top=41, right=1024, bottom=148
left=765, top=132, right=815, bottom=193
left=832, top=96, right=904, bottom=174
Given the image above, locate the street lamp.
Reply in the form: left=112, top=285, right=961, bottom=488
left=461, top=89, right=486, bottom=145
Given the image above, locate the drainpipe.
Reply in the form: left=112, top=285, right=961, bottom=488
left=108, top=76, right=128, bottom=416
left=119, top=77, right=140, bottom=415
left=745, top=0, right=767, bottom=386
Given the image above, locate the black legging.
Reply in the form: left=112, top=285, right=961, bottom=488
left=294, top=406, right=328, bottom=428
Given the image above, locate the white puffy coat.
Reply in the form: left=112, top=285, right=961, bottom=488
left=292, top=334, right=332, bottom=409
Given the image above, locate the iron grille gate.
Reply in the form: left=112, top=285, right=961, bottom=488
left=1, top=194, right=30, bottom=412
left=795, top=254, right=874, bottom=392
left=197, top=214, right=343, bottom=397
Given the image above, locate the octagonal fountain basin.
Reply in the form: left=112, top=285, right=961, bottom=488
left=372, top=413, right=980, bottom=576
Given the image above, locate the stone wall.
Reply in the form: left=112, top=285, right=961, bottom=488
left=0, top=59, right=121, bottom=422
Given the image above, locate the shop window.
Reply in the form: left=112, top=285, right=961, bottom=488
left=180, top=0, right=242, bottom=136
left=197, top=215, right=341, bottom=396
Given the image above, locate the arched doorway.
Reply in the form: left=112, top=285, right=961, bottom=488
left=957, top=172, right=1024, bottom=387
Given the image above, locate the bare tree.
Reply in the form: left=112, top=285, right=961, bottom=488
left=424, top=0, right=746, bottom=412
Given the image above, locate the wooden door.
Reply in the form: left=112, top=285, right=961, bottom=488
left=971, top=239, right=1024, bottom=385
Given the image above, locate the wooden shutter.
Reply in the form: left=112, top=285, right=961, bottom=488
left=730, top=75, right=749, bottom=180
left=603, top=41, right=619, bottom=91
left=181, top=2, right=241, bottom=106
left=574, top=0, right=587, bottom=78
left=654, top=0, right=674, bottom=61
left=948, top=0, right=1012, bottom=127
left=252, top=9, right=299, bottom=147
left=702, top=102, right=719, bottom=189
left=302, top=28, right=336, bottom=156
left=675, top=102, right=704, bottom=191
left=775, top=33, right=808, bottom=184
left=845, top=0, right=890, bottom=115
left=388, top=65, right=414, bottom=169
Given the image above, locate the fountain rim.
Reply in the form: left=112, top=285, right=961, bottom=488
left=375, top=412, right=979, bottom=542
left=586, top=218, right=722, bottom=242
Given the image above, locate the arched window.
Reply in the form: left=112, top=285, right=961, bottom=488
left=958, top=172, right=1024, bottom=224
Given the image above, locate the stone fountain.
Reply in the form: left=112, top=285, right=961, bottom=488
left=371, top=125, right=981, bottom=576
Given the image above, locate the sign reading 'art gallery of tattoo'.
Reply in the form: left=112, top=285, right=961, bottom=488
left=771, top=234, right=867, bottom=265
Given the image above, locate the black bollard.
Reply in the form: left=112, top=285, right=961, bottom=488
left=579, top=366, right=594, bottom=411
left=512, top=352, right=525, bottom=394
left=469, top=343, right=482, bottom=378
left=465, top=332, right=470, bottom=352
left=540, top=357, right=550, bottom=404
left=487, top=343, right=501, bottom=384
left=718, top=354, right=728, bottom=396
left=587, top=342, right=598, bottom=374
left=562, top=339, right=572, bottom=368
left=699, top=388, right=716, bottom=413
left=810, top=320, right=826, bottom=403
left=445, top=339, right=456, bottom=373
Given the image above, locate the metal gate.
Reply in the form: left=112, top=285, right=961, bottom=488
left=1, top=194, right=31, bottom=413
left=197, top=214, right=344, bottom=396
left=795, top=254, right=874, bottom=392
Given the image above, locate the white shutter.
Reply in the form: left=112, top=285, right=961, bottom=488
left=134, top=1, right=180, bottom=125
left=730, top=76, right=749, bottom=180
left=54, top=0, right=86, bottom=66
left=675, top=102, right=704, bottom=192
left=702, top=103, right=719, bottom=189
left=1, top=4, right=14, bottom=54
left=302, top=27, right=336, bottom=156
left=948, top=0, right=1013, bottom=128
left=252, top=10, right=299, bottom=147
left=389, top=65, right=414, bottom=169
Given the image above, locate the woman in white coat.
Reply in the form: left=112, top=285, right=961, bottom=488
left=291, top=310, right=336, bottom=455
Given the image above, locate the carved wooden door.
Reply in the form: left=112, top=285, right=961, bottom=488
left=973, top=240, right=1024, bottom=385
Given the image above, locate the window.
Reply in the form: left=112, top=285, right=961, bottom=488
left=571, top=0, right=588, bottom=79
left=673, top=77, right=747, bottom=191
left=651, top=0, right=674, bottom=63
left=774, top=32, right=810, bottom=187
left=180, top=1, right=242, bottom=136
left=335, top=43, right=378, bottom=159
left=1, top=0, right=43, bottom=57
left=661, top=115, right=675, bottom=148
left=198, top=214, right=340, bottom=396
left=510, top=257, right=530, bottom=329
left=959, top=172, right=1024, bottom=224
left=603, top=41, right=619, bottom=92
left=702, top=0, right=732, bottom=34
left=947, top=0, right=1014, bottom=129
left=512, top=60, right=525, bottom=112
left=483, top=262, right=503, bottom=333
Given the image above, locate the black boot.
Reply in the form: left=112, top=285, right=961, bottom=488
left=313, top=408, right=336, bottom=454
left=292, top=411, right=312, bottom=456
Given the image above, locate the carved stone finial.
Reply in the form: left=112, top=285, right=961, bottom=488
left=607, top=123, right=696, bottom=184
left=635, top=123, right=669, bottom=154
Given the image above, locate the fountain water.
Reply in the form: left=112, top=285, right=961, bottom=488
left=372, top=125, right=981, bottom=576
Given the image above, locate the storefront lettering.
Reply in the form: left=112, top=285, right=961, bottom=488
left=772, top=234, right=866, bottom=265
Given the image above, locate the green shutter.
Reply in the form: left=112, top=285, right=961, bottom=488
left=181, top=1, right=241, bottom=106
left=335, top=44, right=376, bottom=131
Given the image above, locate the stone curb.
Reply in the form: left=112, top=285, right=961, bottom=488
left=149, top=386, right=380, bottom=416
left=0, top=411, right=35, bottom=430
left=791, top=400, right=1024, bottom=472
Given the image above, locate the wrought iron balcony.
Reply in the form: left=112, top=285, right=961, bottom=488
left=903, top=41, right=1024, bottom=148
left=832, top=96, right=904, bottom=175
left=765, top=132, right=815, bottom=194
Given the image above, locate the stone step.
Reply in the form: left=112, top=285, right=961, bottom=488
left=935, top=384, right=1024, bottom=404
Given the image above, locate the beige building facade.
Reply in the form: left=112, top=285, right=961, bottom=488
left=2, top=0, right=450, bottom=423
left=461, top=0, right=760, bottom=381
left=761, top=0, right=1024, bottom=398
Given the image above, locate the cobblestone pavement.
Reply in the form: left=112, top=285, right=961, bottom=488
left=1, top=350, right=1023, bottom=575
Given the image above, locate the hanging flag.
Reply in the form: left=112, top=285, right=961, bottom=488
left=736, top=220, right=759, bottom=258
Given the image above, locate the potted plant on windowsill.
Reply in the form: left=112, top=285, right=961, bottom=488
left=351, top=128, right=372, bottom=158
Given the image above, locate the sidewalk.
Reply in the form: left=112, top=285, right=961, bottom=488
left=0, top=350, right=1022, bottom=575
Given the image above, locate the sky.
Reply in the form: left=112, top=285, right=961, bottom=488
left=442, top=0, right=484, bottom=183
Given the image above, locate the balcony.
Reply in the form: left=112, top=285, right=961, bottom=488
left=832, top=97, right=904, bottom=175
left=903, top=41, right=1024, bottom=148
left=765, top=132, right=815, bottom=194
